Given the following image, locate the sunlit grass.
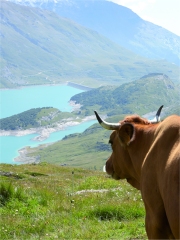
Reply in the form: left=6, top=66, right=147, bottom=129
left=0, top=163, right=147, bottom=239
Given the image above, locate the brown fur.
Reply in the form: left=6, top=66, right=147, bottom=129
left=121, top=115, right=150, bottom=125
left=106, top=115, right=180, bottom=239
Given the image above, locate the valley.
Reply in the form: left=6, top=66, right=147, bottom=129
left=0, top=1, right=179, bottom=239
left=1, top=73, right=179, bottom=168
left=7, top=0, right=180, bottom=65
left=1, top=0, right=180, bottom=89
left=1, top=1, right=179, bottom=168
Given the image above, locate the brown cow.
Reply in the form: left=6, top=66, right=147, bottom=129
left=94, top=108, right=179, bottom=239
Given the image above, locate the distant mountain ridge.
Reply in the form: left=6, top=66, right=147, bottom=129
left=1, top=0, right=179, bottom=88
left=6, top=0, right=180, bottom=65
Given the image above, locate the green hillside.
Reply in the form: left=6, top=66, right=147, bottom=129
left=10, top=0, right=180, bottom=65
left=25, top=74, right=179, bottom=169
left=1, top=1, right=179, bottom=88
left=0, top=107, right=76, bottom=130
left=26, top=95, right=179, bottom=170
left=1, top=74, right=179, bottom=169
left=0, top=163, right=146, bottom=239
left=26, top=123, right=111, bottom=170
left=71, top=73, right=179, bottom=116
left=2, top=73, right=178, bottom=132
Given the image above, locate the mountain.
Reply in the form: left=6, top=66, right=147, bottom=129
left=7, top=0, right=180, bottom=65
left=1, top=1, right=179, bottom=88
left=24, top=74, right=180, bottom=168
left=0, top=107, right=59, bottom=130
left=2, top=73, right=179, bottom=167
left=1, top=74, right=179, bottom=131
left=71, top=73, right=180, bottom=116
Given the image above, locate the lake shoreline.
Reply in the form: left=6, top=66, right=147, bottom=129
left=0, top=99, right=84, bottom=141
left=0, top=115, right=96, bottom=142
left=0, top=83, right=95, bottom=165
left=13, top=115, right=96, bottom=164
left=0, top=81, right=93, bottom=91
left=14, top=147, right=40, bottom=164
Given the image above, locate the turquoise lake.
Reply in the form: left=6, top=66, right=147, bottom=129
left=0, top=85, right=84, bottom=118
left=0, top=85, right=96, bottom=164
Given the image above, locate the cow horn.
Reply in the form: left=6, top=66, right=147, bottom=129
left=149, top=105, right=163, bottom=123
left=94, top=111, right=120, bottom=130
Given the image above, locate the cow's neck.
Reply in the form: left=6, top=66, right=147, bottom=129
left=127, top=125, right=156, bottom=181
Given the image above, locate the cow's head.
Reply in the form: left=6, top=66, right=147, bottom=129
left=94, top=106, right=163, bottom=190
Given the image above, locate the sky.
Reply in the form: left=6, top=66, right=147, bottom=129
left=109, top=0, right=180, bottom=36
left=7, top=0, right=180, bottom=36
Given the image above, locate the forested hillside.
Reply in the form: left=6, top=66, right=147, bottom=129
left=0, top=107, right=75, bottom=130
left=71, top=73, right=179, bottom=116
left=0, top=108, right=52, bottom=130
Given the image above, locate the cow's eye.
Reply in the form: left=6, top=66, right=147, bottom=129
left=109, top=139, right=113, bottom=145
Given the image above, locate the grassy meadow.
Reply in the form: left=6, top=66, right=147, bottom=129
left=0, top=163, right=147, bottom=239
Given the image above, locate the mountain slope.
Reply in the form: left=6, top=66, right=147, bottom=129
left=26, top=95, right=179, bottom=169
left=22, top=74, right=179, bottom=167
left=1, top=0, right=179, bottom=88
left=0, top=107, right=61, bottom=130
left=71, top=73, right=179, bottom=116
left=8, top=0, right=180, bottom=65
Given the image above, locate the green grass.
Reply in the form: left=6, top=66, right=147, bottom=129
left=27, top=124, right=112, bottom=170
left=0, top=163, right=147, bottom=239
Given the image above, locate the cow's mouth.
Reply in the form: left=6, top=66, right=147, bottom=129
left=112, top=172, right=120, bottom=180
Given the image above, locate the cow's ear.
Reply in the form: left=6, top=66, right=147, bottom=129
left=118, top=123, right=135, bottom=146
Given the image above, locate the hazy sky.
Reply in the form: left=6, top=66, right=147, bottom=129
left=9, top=0, right=180, bottom=36
left=109, top=0, right=180, bottom=36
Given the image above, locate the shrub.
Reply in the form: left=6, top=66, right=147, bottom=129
left=0, top=182, right=25, bottom=206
